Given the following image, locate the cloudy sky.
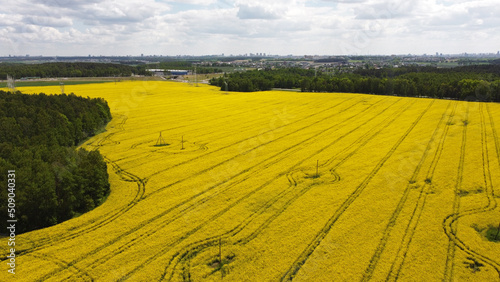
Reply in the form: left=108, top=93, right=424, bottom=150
left=1, top=0, right=499, bottom=56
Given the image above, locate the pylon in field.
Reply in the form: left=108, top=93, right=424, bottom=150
left=156, top=131, right=166, bottom=146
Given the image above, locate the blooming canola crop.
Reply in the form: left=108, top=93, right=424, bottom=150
left=1, top=81, right=499, bottom=281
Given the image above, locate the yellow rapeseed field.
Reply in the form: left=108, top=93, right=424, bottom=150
left=1, top=81, right=499, bottom=281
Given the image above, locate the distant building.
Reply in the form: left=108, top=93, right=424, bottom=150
left=146, top=69, right=189, bottom=76
left=169, top=70, right=189, bottom=76
left=146, top=69, right=166, bottom=76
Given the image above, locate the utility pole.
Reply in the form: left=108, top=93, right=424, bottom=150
left=156, top=131, right=166, bottom=146
left=219, top=236, right=223, bottom=279
left=194, top=64, right=198, bottom=87
left=7, top=75, right=15, bottom=92
left=219, top=237, right=222, bottom=263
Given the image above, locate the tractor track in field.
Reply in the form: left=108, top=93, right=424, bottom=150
left=160, top=98, right=410, bottom=281
left=382, top=101, right=457, bottom=281
left=122, top=101, right=294, bottom=164
left=362, top=101, right=456, bottom=281
left=29, top=253, right=94, bottom=281
left=142, top=97, right=360, bottom=197
left=89, top=114, right=128, bottom=148
left=3, top=115, right=145, bottom=281
left=68, top=97, right=390, bottom=281
left=122, top=107, right=286, bottom=165
left=42, top=97, right=375, bottom=281
left=122, top=99, right=297, bottom=150
left=125, top=100, right=290, bottom=154
left=3, top=115, right=149, bottom=265
left=117, top=98, right=292, bottom=157
left=487, top=104, right=500, bottom=166
left=162, top=99, right=417, bottom=280
left=125, top=100, right=305, bottom=157
left=12, top=98, right=325, bottom=261
left=441, top=103, right=500, bottom=280
left=280, top=100, right=435, bottom=281
left=238, top=99, right=414, bottom=246
left=443, top=103, right=469, bottom=281
left=111, top=97, right=357, bottom=185
left=6, top=116, right=133, bottom=248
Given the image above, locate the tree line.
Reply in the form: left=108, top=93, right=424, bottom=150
left=209, top=65, right=500, bottom=102
left=210, top=68, right=317, bottom=92
left=0, top=90, right=112, bottom=233
left=0, top=62, right=150, bottom=80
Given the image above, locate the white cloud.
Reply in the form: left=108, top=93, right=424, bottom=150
left=237, top=4, right=281, bottom=20
left=167, top=0, right=218, bottom=5
left=0, top=0, right=499, bottom=56
left=23, top=16, right=73, bottom=28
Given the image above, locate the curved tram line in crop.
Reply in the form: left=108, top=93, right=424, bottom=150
left=115, top=99, right=309, bottom=168
left=280, top=100, right=436, bottom=281
left=160, top=99, right=414, bottom=280
left=0, top=115, right=144, bottom=254
left=165, top=99, right=420, bottom=280
left=442, top=103, right=470, bottom=281
left=164, top=99, right=449, bottom=280
left=13, top=96, right=333, bottom=263
left=442, top=103, right=500, bottom=280
left=35, top=96, right=366, bottom=281
left=68, top=97, right=392, bottom=280
left=3, top=114, right=148, bottom=281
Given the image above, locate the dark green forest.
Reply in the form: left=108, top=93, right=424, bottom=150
left=0, top=90, right=111, bottom=233
left=209, top=65, right=500, bottom=102
left=0, top=62, right=150, bottom=80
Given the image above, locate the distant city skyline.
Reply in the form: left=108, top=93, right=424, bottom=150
left=1, top=0, right=499, bottom=57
